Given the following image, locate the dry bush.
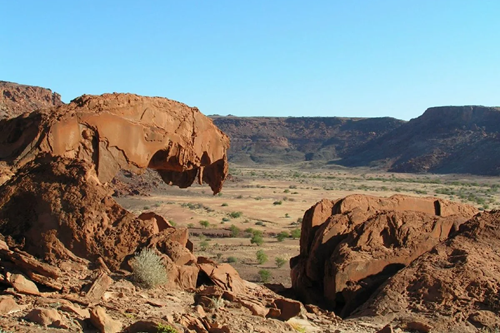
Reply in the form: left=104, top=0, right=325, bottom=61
left=131, top=248, right=168, bottom=288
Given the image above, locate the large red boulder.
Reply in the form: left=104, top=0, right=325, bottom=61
left=355, top=210, right=500, bottom=332
left=0, top=93, right=230, bottom=193
left=290, top=194, right=478, bottom=316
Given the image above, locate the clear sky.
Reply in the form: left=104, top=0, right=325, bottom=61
left=1, top=1, right=499, bottom=120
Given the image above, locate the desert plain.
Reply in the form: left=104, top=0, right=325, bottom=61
left=117, top=163, right=500, bottom=287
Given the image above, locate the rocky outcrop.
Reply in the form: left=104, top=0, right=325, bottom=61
left=290, top=194, right=478, bottom=317
left=0, top=156, right=192, bottom=272
left=355, top=210, right=500, bottom=332
left=0, top=81, right=63, bottom=120
left=0, top=92, right=230, bottom=193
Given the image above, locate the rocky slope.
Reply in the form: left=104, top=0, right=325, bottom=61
left=0, top=81, right=63, bottom=120
left=338, top=106, right=500, bottom=175
left=210, top=116, right=404, bottom=164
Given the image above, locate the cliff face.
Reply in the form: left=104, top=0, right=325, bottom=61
left=211, top=116, right=404, bottom=164
left=340, top=106, right=500, bottom=175
left=0, top=81, right=63, bottom=119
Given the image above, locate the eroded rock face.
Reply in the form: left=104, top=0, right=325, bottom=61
left=0, top=93, right=230, bottom=193
left=0, top=81, right=63, bottom=120
left=0, top=156, right=164, bottom=270
left=290, top=194, right=478, bottom=317
left=355, top=211, right=500, bottom=332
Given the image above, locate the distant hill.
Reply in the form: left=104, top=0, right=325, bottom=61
left=339, top=106, right=500, bottom=175
left=212, top=105, right=500, bottom=176
left=210, top=116, right=405, bottom=164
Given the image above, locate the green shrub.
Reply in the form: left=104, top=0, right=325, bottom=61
left=258, top=269, right=271, bottom=283
left=199, top=240, right=209, bottom=251
left=229, top=224, right=241, bottom=237
left=273, top=201, right=282, bottom=205
left=255, top=221, right=265, bottom=226
left=227, top=256, right=238, bottom=263
left=199, top=220, right=210, bottom=228
left=229, top=211, right=243, bottom=218
left=251, top=231, right=264, bottom=246
left=276, top=231, right=289, bottom=242
left=222, top=217, right=230, bottom=222
left=187, top=223, right=194, bottom=228
left=291, top=228, right=301, bottom=239
left=131, top=248, right=168, bottom=288
left=256, top=249, right=268, bottom=264
left=157, top=323, right=178, bottom=333
left=221, top=202, right=228, bottom=207
left=275, top=257, right=287, bottom=268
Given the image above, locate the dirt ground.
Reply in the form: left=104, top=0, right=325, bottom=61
left=116, top=162, right=500, bottom=286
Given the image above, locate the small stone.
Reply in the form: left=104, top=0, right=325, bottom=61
left=7, top=272, right=40, bottom=295
left=0, top=296, right=24, bottom=314
left=195, top=304, right=206, bottom=317
left=86, top=272, right=113, bottom=303
left=59, top=303, right=90, bottom=318
left=25, top=308, right=66, bottom=327
left=90, top=306, right=123, bottom=333
left=273, top=298, right=302, bottom=321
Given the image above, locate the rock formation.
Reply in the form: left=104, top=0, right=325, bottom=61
left=291, top=194, right=478, bottom=318
left=355, top=210, right=500, bottom=332
left=0, top=81, right=63, bottom=120
left=0, top=93, right=230, bottom=193
left=0, top=91, right=231, bottom=270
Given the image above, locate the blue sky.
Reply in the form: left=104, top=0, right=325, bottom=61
left=1, top=1, right=499, bottom=120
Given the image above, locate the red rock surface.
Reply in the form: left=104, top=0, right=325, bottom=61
left=0, top=81, right=63, bottom=120
left=355, top=210, right=500, bottom=332
left=291, top=194, right=478, bottom=317
left=0, top=92, right=230, bottom=193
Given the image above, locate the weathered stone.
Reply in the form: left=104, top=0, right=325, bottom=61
left=59, top=302, right=91, bottom=318
left=198, top=259, right=245, bottom=294
left=0, top=296, right=24, bottom=314
left=356, top=211, right=500, bottom=331
left=273, top=298, right=302, bottom=321
left=291, top=194, right=478, bottom=317
left=25, top=308, right=65, bottom=327
left=86, top=272, right=113, bottom=303
left=90, top=306, right=123, bottom=333
left=6, top=272, right=39, bottom=295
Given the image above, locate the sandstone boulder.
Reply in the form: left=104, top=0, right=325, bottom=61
left=0, top=92, right=230, bottom=193
left=291, top=194, right=478, bottom=316
left=354, top=210, right=500, bottom=332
